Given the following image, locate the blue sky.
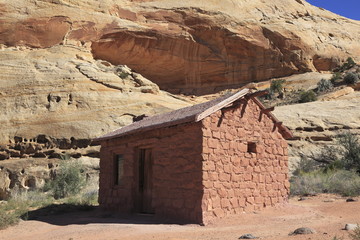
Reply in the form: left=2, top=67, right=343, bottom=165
left=306, top=0, right=360, bottom=20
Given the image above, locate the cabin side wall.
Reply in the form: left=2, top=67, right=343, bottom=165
left=201, top=98, right=289, bottom=224
left=99, top=122, right=204, bottom=223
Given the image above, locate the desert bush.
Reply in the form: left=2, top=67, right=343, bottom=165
left=337, top=133, right=360, bottom=173
left=66, top=177, right=99, bottom=206
left=317, top=78, right=333, bottom=93
left=0, top=190, right=51, bottom=229
left=270, top=79, right=286, bottom=94
left=290, top=170, right=360, bottom=196
left=344, top=72, right=359, bottom=84
left=316, top=145, right=340, bottom=164
left=292, top=157, right=321, bottom=176
left=299, top=90, right=317, bottom=103
left=119, top=72, right=129, bottom=79
left=291, top=133, right=360, bottom=197
left=313, top=133, right=360, bottom=173
left=0, top=160, right=97, bottom=230
left=343, top=57, right=356, bottom=70
left=349, top=225, right=360, bottom=240
left=0, top=210, right=19, bottom=230
left=335, top=57, right=357, bottom=72
left=46, top=160, right=86, bottom=199
left=330, top=72, right=342, bottom=84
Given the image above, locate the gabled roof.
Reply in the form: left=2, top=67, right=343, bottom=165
left=95, top=89, right=293, bottom=142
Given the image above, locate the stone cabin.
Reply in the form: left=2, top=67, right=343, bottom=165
left=95, top=88, right=293, bottom=225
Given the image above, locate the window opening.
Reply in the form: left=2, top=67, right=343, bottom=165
left=247, top=142, right=257, bottom=153
left=115, top=154, right=124, bottom=185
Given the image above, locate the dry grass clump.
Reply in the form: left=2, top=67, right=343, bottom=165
left=291, top=169, right=360, bottom=196
left=349, top=225, right=360, bottom=240
left=291, top=133, right=360, bottom=197
left=0, top=158, right=98, bottom=230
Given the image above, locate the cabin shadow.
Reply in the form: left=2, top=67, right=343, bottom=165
left=21, top=204, right=192, bottom=226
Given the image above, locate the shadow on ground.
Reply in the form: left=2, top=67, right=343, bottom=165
left=22, top=204, right=190, bottom=226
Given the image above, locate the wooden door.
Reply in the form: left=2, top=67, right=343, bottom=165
left=138, top=148, right=154, bottom=213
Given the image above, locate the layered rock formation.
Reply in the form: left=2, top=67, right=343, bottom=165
left=0, top=0, right=359, bottom=196
left=1, top=0, right=360, bottom=94
left=0, top=45, right=191, bottom=144
left=274, top=92, right=360, bottom=171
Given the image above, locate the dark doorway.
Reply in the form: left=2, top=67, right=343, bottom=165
left=138, top=148, right=154, bottom=214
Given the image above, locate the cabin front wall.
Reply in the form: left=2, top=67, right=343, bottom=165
left=201, top=98, right=289, bottom=224
left=99, top=122, right=204, bottom=223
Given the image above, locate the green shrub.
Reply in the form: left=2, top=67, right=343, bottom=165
left=46, top=160, right=86, bottom=199
left=0, top=210, right=20, bottom=230
left=330, top=72, right=341, bottom=84
left=291, top=133, right=360, bottom=197
left=317, top=78, right=333, bottom=93
left=345, top=57, right=356, bottom=69
left=335, top=57, right=357, bottom=72
left=337, top=133, right=360, bottom=173
left=119, top=72, right=129, bottom=79
left=299, top=90, right=317, bottom=103
left=344, top=72, right=359, bottom=84
left=270, top=79, right=286, bottom=94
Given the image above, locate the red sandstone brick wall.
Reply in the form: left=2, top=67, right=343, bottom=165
left=99, top=123, right=204, bottom=223
left=201, top=98, right=289, bottom=224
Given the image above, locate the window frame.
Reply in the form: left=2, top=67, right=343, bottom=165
left=114, top=154, right=124, bottom=186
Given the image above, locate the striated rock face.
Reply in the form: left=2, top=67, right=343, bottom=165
left=274, top=92, right=360, bottom=171
left=1, top=0, right=360, bottom=94
left=0, top=44, right=191, bottom=144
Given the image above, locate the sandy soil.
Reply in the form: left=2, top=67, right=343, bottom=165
left=1, top=194, right=359, bottom=240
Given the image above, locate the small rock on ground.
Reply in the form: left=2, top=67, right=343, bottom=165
left=346, top=198, right=358, bottom=202
left=345, top=224, right=358, bottom=231
left=290, top=227, right=316, bottom=235
left=239, top=233, right=258, bottom=239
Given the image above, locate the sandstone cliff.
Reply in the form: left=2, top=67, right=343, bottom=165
left=1, top=0, right=360, bottom=94
left=0, top=44, right=191, bottom=144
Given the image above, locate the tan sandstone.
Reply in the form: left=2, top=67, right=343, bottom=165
left=0, top=45, right=191, bottom=144
left=0, top=0, right=359, bottom=94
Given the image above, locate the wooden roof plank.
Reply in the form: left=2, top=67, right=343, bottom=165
left=195, top=88, right=250, bottom=122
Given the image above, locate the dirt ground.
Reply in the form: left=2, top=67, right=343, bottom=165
left=1, top=194, right=359, bottom=240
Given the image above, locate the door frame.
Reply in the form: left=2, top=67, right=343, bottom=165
left=134, top=147, right=154, bottom=214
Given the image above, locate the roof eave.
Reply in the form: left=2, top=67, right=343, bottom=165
left=93, top=115, right=197, bottom=143
left=195, top=88, right=250, bottom=122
